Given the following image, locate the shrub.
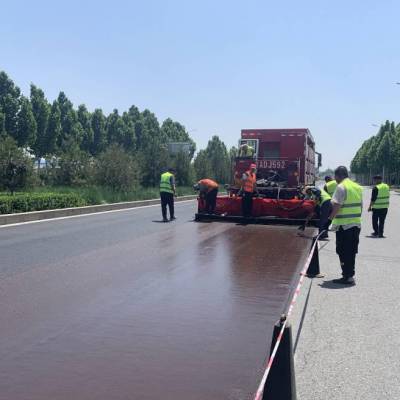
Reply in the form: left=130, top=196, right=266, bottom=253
left=94, top=144, right=139, bottom=192
left=0, top=192, right=86, bottom=214
left=55, top=143, right=93, bottom=186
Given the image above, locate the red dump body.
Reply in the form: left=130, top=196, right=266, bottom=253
left=237, top=128, right=317, bottom=187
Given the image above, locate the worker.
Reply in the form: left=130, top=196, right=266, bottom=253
left=323, top=175, right=337, bottom=196
left=159, top=167, right=176, bottom=222
left=241, top=163, right=257, bottom=218
left=327, top=166, right=363, bottom=285
left=302, top=186, right=332, bottom=240
left=368, top=175, right=390, bottom=238
left=194, top=178, right=219, bottom=214
left=239, top=143, right=255, bottom=158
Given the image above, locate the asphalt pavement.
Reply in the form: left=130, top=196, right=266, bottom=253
left=0, top=200, right=312, bottom=400
left=295, top=188, right=400, bottom=399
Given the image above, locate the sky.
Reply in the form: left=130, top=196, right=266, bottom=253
left=1, top=0, right=400, bottom=168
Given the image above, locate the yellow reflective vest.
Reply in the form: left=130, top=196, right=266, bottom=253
left=325, top=180, right=337, bottom=196
left=317, top=189, right=331, bottom=206
left=160, top=172, right=174, bottom=194
left=332, top=178, right=363, bottom=227
left=372, top=183, right=390, bottom=209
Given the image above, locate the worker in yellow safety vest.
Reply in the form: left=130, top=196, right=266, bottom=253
left=239, top=143, right=255, bottom=158
left=328, top=166, right=363, bottom=285
left=160, top=168, right=176, bottom=222
left=241, top=163, right=257, bottom=218
left=302, top=186, right=332, bottom=239
left=324, top=175, right=337, bottom=196
left=368, top=175, right=390, bottom=238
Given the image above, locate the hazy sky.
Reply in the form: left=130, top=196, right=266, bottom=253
left=1, top=0, right=399, bottom=168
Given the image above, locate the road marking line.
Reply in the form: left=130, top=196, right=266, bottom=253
left=0, top=200, right=196, bottom=229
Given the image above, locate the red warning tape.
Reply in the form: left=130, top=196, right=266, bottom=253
left=253, top=233, right=321, bottom=400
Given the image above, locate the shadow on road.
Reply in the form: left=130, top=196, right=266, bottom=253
left=319, top=280, right=356, bottom=289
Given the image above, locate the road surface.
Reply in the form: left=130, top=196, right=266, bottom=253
left=0, top=201, right=312, bottom=400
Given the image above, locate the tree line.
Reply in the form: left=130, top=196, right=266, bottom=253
left=0, top=70, right=237, bottom=192
left=350, top=120, right=400, bottom=184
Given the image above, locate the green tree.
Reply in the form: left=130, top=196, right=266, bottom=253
left=193, top=149, right=212, bottom=181
left=121, top=111, right=136, bottom=151
left=57, top=91, right=83, bottom=151
left=170, top=151, right=193, bottom=186
left=16, top=96, right=37, bottom=147
left=91, top=108, right=107, bottom=155
left=139, top=136, right=169, bottom=186
left=199, top=135, right=231, bottom=183
left=106, top=109, right=125, bottom=145
left=228, top=146, right=238, bottom=180
left=0, top=134, right=35, bottom=194
left=77, top=104, right=93, bottom=154
left=30, top=84, right=50, bottom=156
left=45, top=100, right=62, bottom=155
left=141, top=109, right=161, bottom=140
left=0, top=71, right=21, bottom=139
left=0, top=107, right=6, bottom=136
left=161, top=118, right=196, bottom=157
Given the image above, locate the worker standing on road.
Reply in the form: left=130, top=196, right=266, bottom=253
left=241, top=163, right=257, bottom=218
left=368, top=175, right=389, bottom=238
left=324, top=175, right=337, bottom=196
left=303, top=186, right=332, bottom=240
left=194, top=178, right=219, bottom=214
left=239, top=143, right=255, bottom=158
left=327, top=166, right=363, bottom=285
left=160, top=168, right=176, bottom=222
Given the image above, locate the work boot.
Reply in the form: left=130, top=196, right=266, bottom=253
left=378, top=234, right=385, bottom=238
left=332, top=277, right=355, bottom=285
left=371, top=232, right=378, bottom=237
left=170, top=216, right=176, bottom=221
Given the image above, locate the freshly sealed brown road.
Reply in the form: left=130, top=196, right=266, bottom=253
left=0, top=202, right=312, bottom=400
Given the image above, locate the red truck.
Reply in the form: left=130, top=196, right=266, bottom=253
left=196, top=128, right=321, bottom=222
left=235, top=128, right=321, bottom=188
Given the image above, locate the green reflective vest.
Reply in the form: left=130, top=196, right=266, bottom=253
left=160, top=172, right=174, bottom=194
left=372, top=183, right=390, bottom=209
left=325, top=180, right=337, bottom=196
left=332, top=178, right=363, bottom=227
left=318, top=189, right=331, bottom=206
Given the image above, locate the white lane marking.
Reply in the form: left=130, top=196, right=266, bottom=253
left=0, top=200, right=196, bottom=229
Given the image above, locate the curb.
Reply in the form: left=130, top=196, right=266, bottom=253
left=0, top=195, right=197, bottom=226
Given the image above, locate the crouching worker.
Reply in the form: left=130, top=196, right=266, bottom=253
left=194, top=179, right=219, bottom=214
left=303, top=186, right=332, bottom=239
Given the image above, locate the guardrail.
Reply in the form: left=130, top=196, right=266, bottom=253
left=0, top=195, right=198, bottom=226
